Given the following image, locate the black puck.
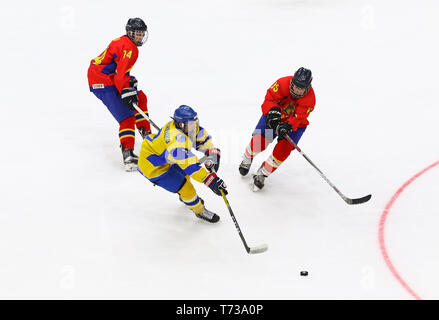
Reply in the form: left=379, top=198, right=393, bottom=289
left=300, top=271, right=308, bottom=276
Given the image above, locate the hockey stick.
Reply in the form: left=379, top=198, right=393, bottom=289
left=220, top=189, right=268, bottom=254
left=284, top=134, right=371, bottom=205
left=132, top=102, right=161, bottom=131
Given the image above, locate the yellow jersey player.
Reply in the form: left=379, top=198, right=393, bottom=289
left=138, top=105, right=227, bottom=223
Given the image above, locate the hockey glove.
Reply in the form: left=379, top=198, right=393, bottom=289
left=266, top=107, right=282, bottom=129
left=129, top=77, right=138, bottom=88
left=204, top=148, right=221, bottom=173
left=203, top=172, right=228, bottom=196
left=138, top=127, right=151, bottom=139
left=121, top=87, right=138, bottom=110
left=276, top=122, right=292, bottom=140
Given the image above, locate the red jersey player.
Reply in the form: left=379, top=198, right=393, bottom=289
left=87, top=18, right=151, bottom=171
left=239, top=67, right=316, bottom=190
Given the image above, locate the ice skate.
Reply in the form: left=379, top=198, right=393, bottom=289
left=195, top=208, right=220, bottom=223
left=121, top=146, right=139, bottom=172
left=239, top=155, right=253, bottom=176
left=251, top=165, right=267, bottom=192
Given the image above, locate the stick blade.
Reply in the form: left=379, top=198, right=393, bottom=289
left=345, top=194, right=372, bottom=205
left=248, top=244, right=268, bottom=254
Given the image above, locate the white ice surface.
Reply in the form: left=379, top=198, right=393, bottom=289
left=0, top=0, right=438, bottom=299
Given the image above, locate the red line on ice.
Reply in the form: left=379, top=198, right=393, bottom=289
left=379, top=160, right=439, bottom=300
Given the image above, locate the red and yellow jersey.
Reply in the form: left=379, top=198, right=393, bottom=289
left=261, top=76, right=316, bottom=131
left=87, top=35, right=138, bottom=93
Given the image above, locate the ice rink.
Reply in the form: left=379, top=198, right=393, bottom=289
left=0, top=0, right=438, bottom=299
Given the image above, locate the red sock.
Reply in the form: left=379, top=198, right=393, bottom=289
left=135, top=90, right=151, bottom=132
left=245, top=134, right=270, bottom=158
left=262, top=139, right=293, bottom=175
left=119, top=116, right=136, bottom=149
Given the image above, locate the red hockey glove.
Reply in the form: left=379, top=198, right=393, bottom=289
left=204, top=148, right=221, bottom=173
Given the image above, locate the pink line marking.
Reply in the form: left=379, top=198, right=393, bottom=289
left=379, top=160, right=439, bottom=300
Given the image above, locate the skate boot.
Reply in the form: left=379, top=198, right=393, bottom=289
left=121, top=146, right=139, bottom=172
left=195, top=208, right=220, bottom=223
left=239, top=155, right=253, bottom=176
left=138, top=127, right=152, bottom=139
left=252, top=165, right=267, bottom=191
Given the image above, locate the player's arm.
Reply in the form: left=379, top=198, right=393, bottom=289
left=261, top=80, right=284, bottom=115
left=114, top=44, right=138, bottom=93
left=261, top=80, right=286, bottom=130
left=115, top=44, right=138, bottom=109
left=166, top=133, right=227, bottom=196
left=166, top=144, right=210, bottom=183
left=195, top=126, right=214, bottom=153
left=195, top=126, right=221, bottom=173
left=167, top=145, right=227, bottom=196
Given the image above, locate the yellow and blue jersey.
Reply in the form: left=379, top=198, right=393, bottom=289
left=138, top=120, right=214, bottom=183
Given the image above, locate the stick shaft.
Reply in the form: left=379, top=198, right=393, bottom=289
left=132, top=102, right=161, bottom=131
left=220, top=189, right=251, bottom=253
left=284, top=134, right=347, bottom=200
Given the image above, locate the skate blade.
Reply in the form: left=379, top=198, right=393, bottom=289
left=124, top=163, right=138, bottom=172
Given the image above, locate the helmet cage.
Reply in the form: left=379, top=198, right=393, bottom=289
left=127, top=29, right=149, bottom=46
left=289, top=79, right=309, bottom=98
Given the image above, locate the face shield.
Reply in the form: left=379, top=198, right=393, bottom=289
left=184, top=119, right=199, bottom=138
left=128, top=29, right=149, bottom=46
left=177, top=119, right=199, bottom=140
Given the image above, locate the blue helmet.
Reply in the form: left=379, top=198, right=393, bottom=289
left=173, top=105, right=198, bottom=123
left=173, top=105, right=199, bottom=136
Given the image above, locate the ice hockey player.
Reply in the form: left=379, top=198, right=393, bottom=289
left=87, top=18, right=152, bottom=171
left=138, top=105, right=226, bottom=223
left=239, top=67, right=316, bottom=190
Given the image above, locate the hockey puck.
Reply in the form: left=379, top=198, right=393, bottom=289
left=300, top=271, right=308, bottom=276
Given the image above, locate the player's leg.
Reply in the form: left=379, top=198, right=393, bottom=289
left=253, top=126, right=306, bottom=190
left=178, top=178, right=220, bottom=223
left=119, top=116, right=139, bottom=171
left=119, top=117, right=136, bottom=150
left=239, top=115, right=274, bottom=176
left=178, top=181, right=204, bottom=214
left=92, top=86, right=138, bottom=171
left=148, top=165, right=220, bottom=223
left=135, top=90, right=152, bottom=138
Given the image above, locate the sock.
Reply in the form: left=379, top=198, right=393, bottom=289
left=244, top=134, right=270, bottom=159
left=119, top=116, right=136, bottom=149
left=135, top=90, right=151, bottom=132
left=261, top=139, right=294, bottom=175
left=178, top=178, right=204, bottom=214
